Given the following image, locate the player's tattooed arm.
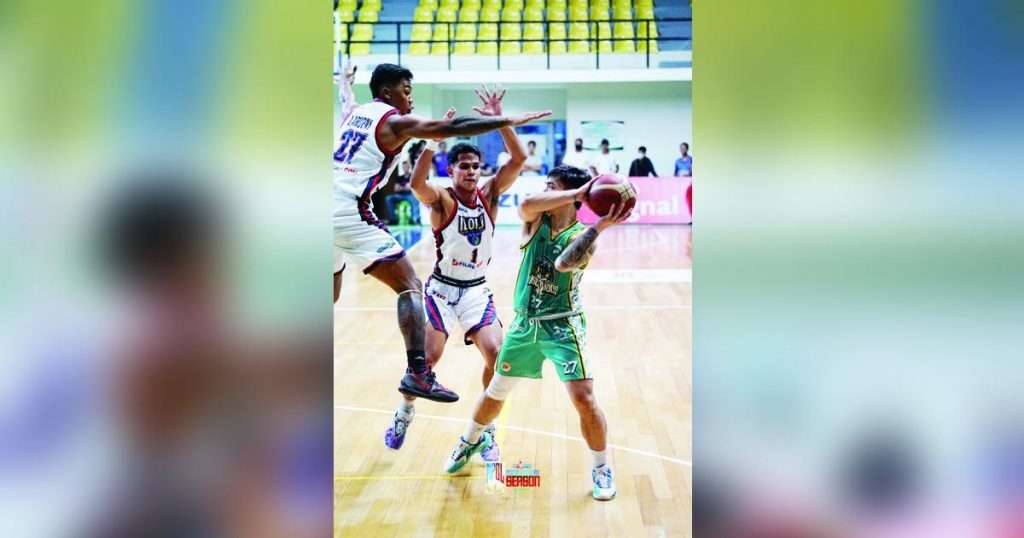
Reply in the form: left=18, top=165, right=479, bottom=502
left=555, top=227, right=600, bottom=272
left=389, top=109, right=552, bottom=141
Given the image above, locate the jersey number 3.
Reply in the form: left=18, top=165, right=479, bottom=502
left=334, top=129, right=368, bottom=164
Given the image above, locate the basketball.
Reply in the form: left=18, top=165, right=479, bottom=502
left=585, top=174, right=638, bottom=217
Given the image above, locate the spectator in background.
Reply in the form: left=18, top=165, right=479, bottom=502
left=385, top=161, right=420, bottom=225
left=674, top=142, right=693, bottom=177
left=432, top=141, right=449, bottom=177
left=628, top=146, right=658, bottom=177
left=562, top=137, right=588, bottom=170
left=589, top=138, right=619, bottom=176
left=523, top=140, right=544, bottom=175
left=407, top=140, right=426, bottom=169
left=480, top=162, right=496, bottom=176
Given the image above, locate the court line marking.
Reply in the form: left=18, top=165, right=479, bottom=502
left=334, top=404, right=692, bottom=469
left=335, top=304, right=691, bottom=312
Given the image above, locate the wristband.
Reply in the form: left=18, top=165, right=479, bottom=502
left=424, top=140, right=439, bottom=153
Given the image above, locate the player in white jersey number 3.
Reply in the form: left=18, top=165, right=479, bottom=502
left=333, top=65, right=551, bottom=403
left=383, top=85, right=529, bottom=454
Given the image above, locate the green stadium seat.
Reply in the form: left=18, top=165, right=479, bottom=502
left=548, top=0, right=567, bottom=10
left=338, top=22, right=349, bottom=40
left=483, top=0, right=502, bottom=8
left=611, top=0, right=630, bottom=9
left=568, top=0, right=588, bottom=10
left=591, top=0, right=610, bottom=10
left=505, top=0, right=525, bottom=9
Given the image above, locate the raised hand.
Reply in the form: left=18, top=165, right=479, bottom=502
left=431, top=107, right=457, bottom=142
left=509, top=109, right=553, bottom=126
left=344, top=62, right=357, bottom=86
left=472, top=83, right=506, bottom=117
left=594, top=202, right=633, bottom=232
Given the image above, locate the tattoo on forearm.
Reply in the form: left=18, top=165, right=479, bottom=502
left=449, top=116, right=511, bottom=136
left=556, top=227, right=600, bottom=270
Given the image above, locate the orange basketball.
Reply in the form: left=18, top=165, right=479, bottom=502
left=585, top=173, right=637, bottom=217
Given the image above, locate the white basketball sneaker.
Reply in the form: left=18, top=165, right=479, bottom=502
left=592, top=464, right=617, bottom=500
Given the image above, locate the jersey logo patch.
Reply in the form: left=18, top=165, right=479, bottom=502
left=458, top=214, right=487, bottom=246
left=527, top=258, right=559, bottom=296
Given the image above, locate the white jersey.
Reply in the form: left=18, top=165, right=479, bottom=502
left=333, top=100, right=403, bottom=200
left=432, top=188, right=495, bottom=284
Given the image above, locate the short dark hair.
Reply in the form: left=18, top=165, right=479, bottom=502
left=369, top=63, right=413, bottom=98
left=638, top=146, right=647, bottom=153
left=549, top=165, right=591, bottom=190
left=447, top=142, right=482, bottom=164
left=527, top=140, right=536, bottom=147
left=600, top=139, right=610, bottom=146
left=681, top=142, right=689, bottom=148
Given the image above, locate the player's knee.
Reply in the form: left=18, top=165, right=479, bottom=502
left=484, top=374, right=519, bottom=401
left=570, top=390, right=597, bottom=411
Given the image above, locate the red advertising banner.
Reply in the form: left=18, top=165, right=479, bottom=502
left=577, top=176, right=692, bottom=225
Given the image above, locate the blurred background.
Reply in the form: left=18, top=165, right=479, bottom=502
left=1, top=1, right=332, bottom=536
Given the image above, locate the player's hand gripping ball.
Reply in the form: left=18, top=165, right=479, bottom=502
left=585, top=173, right=637, bottom=217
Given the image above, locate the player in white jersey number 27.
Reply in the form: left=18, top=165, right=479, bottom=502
left=383, top=85, right=529, bottom=453
left=333, top=64, right=551, bottom=404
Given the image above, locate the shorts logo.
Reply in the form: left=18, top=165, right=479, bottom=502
left=500, top=362, right=511, bottom=372
left=485, top=461, right=541, bottom=493
left=376, top=240, right=396, bottom=254
left=458, top=214, right=486, bottom=246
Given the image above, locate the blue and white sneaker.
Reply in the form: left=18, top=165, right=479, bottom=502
left=592, top=464, right=617, bottom=500
left=444, top=433, right=492, bottom=474
left=479, top=426, right=500, bottom=462
left=383, top=408, right=414, bottom=450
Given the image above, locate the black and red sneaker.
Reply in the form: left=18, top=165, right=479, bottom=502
left=398, top=367, right=459, bottom=403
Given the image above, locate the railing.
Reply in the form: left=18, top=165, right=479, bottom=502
left=333, top=16, right=691, bottom=70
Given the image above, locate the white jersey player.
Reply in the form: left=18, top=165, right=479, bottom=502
left=383, top=85, right=529, bottom=458
left=333, top=64, right=551, bottom=405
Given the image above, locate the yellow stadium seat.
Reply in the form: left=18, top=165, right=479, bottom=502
left=613, top=21, right=634, bottom=38
left=568, top=0, right=587, bottom=10
left=523, top=41, right=544, bottom=54
left=568, top=39, right=590, bottom=53
left=525, top=0, right=545, bottom=9
left=352, top=23, right=374, bottom=40
left=611, top=0, right=629, bottom=9
left=591, top=0, right=609, bottom=11
left=337, top=9, right=355, bottom=22
left=613, top=39, right=635, bottom=53
left=459, top=9, right=479, bottom=22
left=597, top=40, right=612, bottom=53
left=635, top=0, right=653, bottom=7
left=440, top=0, right=460, bottom=8
left=478, top=41, right=498, bottom=53
left=592, top=9, right=610, bottom=21
left=483, top=0, right=502, bottom=8
left=499, top=41, right=521, bottom=54
left=596, top=22, right=612, bottom=39
left=411, top=23, right=432, bottom=40
left=479, top=22, right=498, bottom=39
left=550, top=41, right=567, bottom=53
left=501, top=9, right=522, bottom=21
left=499, top=23, right=521, bottom=39
left=505, top=0, right=525, bottom=9
left=337, top=22, right=349, bottom=40
left=414, top=7, right=434, bottom=21
left=549, top=23, right=567, bottom=39
left=350, top=42, right=371, bottom=55
left=432, top=42, right=450, bottom=54
left=524, top=8, right=544, bottom=21
left=568, top=21, right=589, bottom=39
left=454, top=41, right=476, bottom=54
left=455, top=23, right=477, bottom=39
left=481, top=8, right=500, bottom=22
left=548, top=0, right=567, bottom=10
left=548, top=10, right=566, bottom=21
left=463, top=0, right=481, bottom=8
left=437, top=7, right=457, bottom=21
left=357, top=10, right=378, bottom=23
left=420, top=0, right=439, bottom=8
left=612, top=7, right=632, bottom=21
left=410, top=42, right=431, bottom=55
left=338, top=0, right=357, bottom=10
left=636, top=38, right=658, bottom=53
left=433, top=23, right=453, bottom=40
left=363, top=0, right=382, bottom=9
left=569, top=7, right=588, bottom=21
left=524, top=22, right=545, bottom=38
left=636, top=6, right=654, bottom=20
left=637, top=20, right=658, bottom=38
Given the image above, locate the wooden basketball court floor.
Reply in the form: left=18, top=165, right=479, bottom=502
left=335, top=224, right=692, bottom=537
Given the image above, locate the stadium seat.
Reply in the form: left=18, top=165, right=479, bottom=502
left=433, top=23, right=453, bottom=40
left=432, top=42, right=451, bottom=54
left=591, top=8, right=610, bottom=21
left=501, top=9, right=522, bottom=22
left=611, top=0, right=629, bottom=9
left=549, top=22, right=567, bottom=39
left=523, top=41, right=544, bottom=53
left=547, top=9, right=567, bottom=21
left=336, top=9, right=355, bottom=22
left=440, top=0, right=460, bottom=8
left=613, top=21, right=635, bottom=39
left=548, top=0, right=568, bottom=10
left=363, top=0, right=383, bottom=9
left=437, top=7, right=457, bottom=22
left=568, top=0, right=588, bottom=10
left=454, top=41, right=476, bottom=54
left=637, top=20, right=658, bottom=38
left=357, top=10, right=379, bottom=23
left=499, top=22, right=522, bottom=40
left=525, top=0, right=545, bottom=9
left=483, top=0, right=502, bottom=8
left=500, top=41, right=521, bottom=54
left=591, top=0, right=609, bottom=11
left=597, top=40, right=612, bottom=53
left=568, top=21, right=589, bottom=39
left=523, top=8, right=544, bottom=22
left=455, top=23, right=477, bottom=40
left=409, top=42, right=430, bottom=55
left=524, top=22, right=545, bottom=39
left=419, top=0, right=439, bottom=8
left=636, top=38, right=658, bottom=52
left=636, top=6, right=654, bottom=19
left=337, top=0, right=357, bottom=10
left=481, top=8, right=500, bottom=22
left=612, top=6, right=632, bottom=22
left=505, top=0, right=525, bottom=9
left=479, top=22, right=498, bottom=39
left=411, top=23, right=432, bottom=40
left=414, top=7, right=434, bottom=21
left=568, top=7, right=588, bottom=21
left=596, top=22, right=612, bottom=39
left=350, top=43, right=371, bottom=55
left=352, top=23, right=374, bottom=40
left=459, top=9, right=479, bottom=22
left=462, top=0, right=481, bottom=8
left=550, top=41, right=568, bottom=53
left=635, top=0, right=653, bottom=7
left=478, top=41, right=498, bottom=53
left=613, top=39, right=635, bottom=53
left=568, top=39, right=590, bottom=53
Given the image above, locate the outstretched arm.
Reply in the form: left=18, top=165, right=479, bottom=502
left=409, top=107, right=456, bottom=206
left=385, top=109, right=551, bottom=146
left=518, top=177, right=593, bottom=223
left=554, top=203, right=632, bottom=271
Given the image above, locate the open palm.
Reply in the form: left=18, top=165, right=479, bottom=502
left=472, top=83, right=505, bottom=117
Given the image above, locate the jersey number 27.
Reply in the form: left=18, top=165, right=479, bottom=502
left=334, top=129, right=367, bottom=164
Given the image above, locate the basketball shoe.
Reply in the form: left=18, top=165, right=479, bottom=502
left=479, top=424, right=500, bottom=462
left=444, top=432, right=492, bottom=473
left=398, top=366, right=459, bottom=403
left=383, top=408, right=414, bottom=450
left=592, top=464, right=617, bottom=500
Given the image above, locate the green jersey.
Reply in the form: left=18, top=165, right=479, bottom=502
left=513, top=214, right=588, bottom=318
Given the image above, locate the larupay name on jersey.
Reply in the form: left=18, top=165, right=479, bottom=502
left=347, top=116, right=372, bottom=130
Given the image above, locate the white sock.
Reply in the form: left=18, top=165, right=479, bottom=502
left=463, top=421, right=487, bottom=444
left=484, top=421, right=496, bottom=433
left=591, top=449, right=608, bottom=469
left=397, top=398, right=415, bottom=416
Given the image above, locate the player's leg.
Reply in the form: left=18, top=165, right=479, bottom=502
left=333, top=249, right=346, bottom=303
left=333, top=270, right=342, bottom=303
left=368, top=257, right=458, bottom=403
left=468, top=323, right=503, bottom=461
